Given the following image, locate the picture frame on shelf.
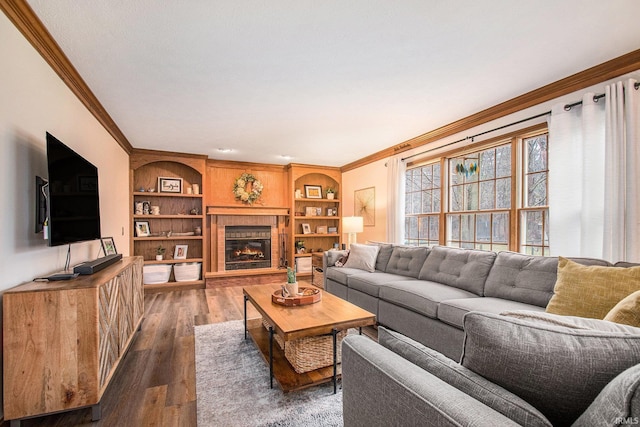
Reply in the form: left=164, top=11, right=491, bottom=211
left=328, top=226, right=338, bottom=234
left=302, top=223, right=312, bottom=234
left=304, top=185, right=322, bottom=199
left=158, top=177, right=183, bottom=193
left=100, top=237, right=117, bottom=255
left=174, top=244, right=188, bottom=259
left=305, top=206, right=317, bottom=216
left=327, top=207, right=334, bottom=216
left=316, top=225, right=327, bottom=234
left=135, top=221, right=151, bottom=237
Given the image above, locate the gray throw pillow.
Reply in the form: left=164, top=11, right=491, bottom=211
left=571, top=364, right=640, bottom=427
left=378, top=327, right=551, bottom=427
left=461, top=312, right=640, bottom=427
left=342, top=243, right=379, bottom=272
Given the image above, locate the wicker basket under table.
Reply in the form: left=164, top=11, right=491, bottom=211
left=262, top=318, right=347, bottom=374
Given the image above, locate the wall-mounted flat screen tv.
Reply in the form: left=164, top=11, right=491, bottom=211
left=46, top=132, right=101, bottom=246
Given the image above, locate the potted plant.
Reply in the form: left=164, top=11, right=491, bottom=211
left=326, top=187, right=335, bottom=199
left=156, top=245, right=166, bottom=261
left=286, top=266, right=298, bottom=295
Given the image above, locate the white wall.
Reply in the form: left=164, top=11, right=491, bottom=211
left=0, top=14, right=131, bottom=415
left=343, top=69, right=640, bottom=251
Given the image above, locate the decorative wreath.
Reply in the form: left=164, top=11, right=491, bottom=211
left=233, top=173, right=263, bottom=205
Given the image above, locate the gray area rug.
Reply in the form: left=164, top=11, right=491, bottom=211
left=195, top=320, right=343, bottom=427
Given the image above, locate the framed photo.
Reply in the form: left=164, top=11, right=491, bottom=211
left=135, top=221, right=151, bottom=237
left=158, top=177, right=183, bottom=193
left=305, top=206, right=317, bottom=217
left=304, top=185, right=322, bottom=199
left=301, top=223, right=311, bottom=234
left=100, top=237, right=117, bottom=255
left=174, top=244, right=188, bottom=259
left=327, top=207, right=334, bottom=216
left=316, top=225, right=327, bottom=234
left=355, top=186, right=376, bottom=226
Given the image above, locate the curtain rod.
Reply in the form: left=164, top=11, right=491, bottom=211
left=402, top=81, right=640, bottom=163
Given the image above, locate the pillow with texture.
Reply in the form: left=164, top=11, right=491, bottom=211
left=378, top=327, right=552, bottom=427
left=571, top=363, right=640, bottom=427
left=461, top=311, right=640, bottom=426
left=604, top=290, right=640, bottom=327
left=342, top=243, right=379, bottom=272
left=545, top=257, right=640, bottom=319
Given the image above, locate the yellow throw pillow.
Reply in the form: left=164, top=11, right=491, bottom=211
left=604, top=290, right=640, bottom=327
left=546, top=257, right=640, bottom=319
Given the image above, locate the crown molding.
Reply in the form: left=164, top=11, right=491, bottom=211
left=1, top=0, right=133, bottom=154
left=341, top=48, right=640, bottom=172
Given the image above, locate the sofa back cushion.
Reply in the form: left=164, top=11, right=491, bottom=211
left=461, top=311, right=640, bottom=426
left=366, top=241, right=394, bottom=272
left=378, top=327, right=551, bottom=427
left=483, top=251, right=558, bottom=307
left=418, top=246, right=496, bottom=295
left=385, top=246, right=429, bottom=278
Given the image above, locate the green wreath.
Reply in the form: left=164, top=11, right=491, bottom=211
left=233, top=173, right=263, bottom=205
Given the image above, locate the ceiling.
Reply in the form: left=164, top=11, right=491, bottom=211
left=26, top=0, right=640, bottom=167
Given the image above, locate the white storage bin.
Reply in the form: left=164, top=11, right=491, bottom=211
left=296, top=257, right=312, bottom=273
left=143, top=264, right=172, bottom=285
left=174, top=262, right=202, bottom=282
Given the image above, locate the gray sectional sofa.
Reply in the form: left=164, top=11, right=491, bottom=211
left=323, top=243, right=609, bottom=360
left=325, top=243, right=640, bottom=426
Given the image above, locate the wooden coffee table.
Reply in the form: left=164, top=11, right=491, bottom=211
left=243, top=284, right=375, bottom=393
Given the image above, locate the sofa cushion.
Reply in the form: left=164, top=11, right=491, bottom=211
left=461, top=311, right=640, bottom=427
left=418, top=246, right=496, bottom=295
left=348, top=272, right=414, bottom=297
left=483, top=251, right=558, bottom=307
left=546, top=257, right=640, bottom=319
left=604, top=290, right=640, bottom=327
left=571, top=363, right=640, bottom=427
left=378, top=280, right=477, bottom=319
left=342, top=243, right=380, bottom=272
left=378, top=327, right=552, bottom=427
left=385, top=246, right=430, bottom=278
left=366, top=241, right=394, bottom=272
left=325, top=266, right=367, bottom=286
left=438, top=297, right=544, bottom=329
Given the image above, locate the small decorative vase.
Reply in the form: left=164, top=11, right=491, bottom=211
left=156, top=255, right=163, bottom=261
left=194, top=226, right=202, bottom=236
left=327, top=193, right=335, bottom=200
left=286, top=282, right=299, bottom=296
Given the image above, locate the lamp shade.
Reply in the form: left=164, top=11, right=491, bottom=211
left=343, top=216, right=364, bottom=233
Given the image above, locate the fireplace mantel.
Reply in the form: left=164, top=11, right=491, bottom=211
left=207, top=206, right=289, bottom=216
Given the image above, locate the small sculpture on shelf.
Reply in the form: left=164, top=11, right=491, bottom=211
left=296, top=240, right=306, bottom=254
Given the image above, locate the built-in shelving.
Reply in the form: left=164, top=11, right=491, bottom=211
left=130, top=151, right=207, bottom=291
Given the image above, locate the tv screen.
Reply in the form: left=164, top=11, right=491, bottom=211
left=46, top=132, right=101, bottom=246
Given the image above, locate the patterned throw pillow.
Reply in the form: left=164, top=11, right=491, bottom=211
left=545, top=257, right=640, bottom=319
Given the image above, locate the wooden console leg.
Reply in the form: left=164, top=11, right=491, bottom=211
left=92, top=403, right=101, bottom=421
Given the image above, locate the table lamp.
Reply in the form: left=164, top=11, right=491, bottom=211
left=343, top=216, right=364, bottom=249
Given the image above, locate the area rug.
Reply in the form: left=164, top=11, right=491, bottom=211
left=195, top=320, right=343, bottom=427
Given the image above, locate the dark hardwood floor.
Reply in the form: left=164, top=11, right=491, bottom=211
left=15, top=285, right=263, bottom=427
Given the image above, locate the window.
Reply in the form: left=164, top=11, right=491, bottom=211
left=405, top=162, right=440, bottom=246
left=446, top=144, right=511, bottom=251
left=520, top=133, right=549, bottom=255
left=403, top=125, right=549, bottom=255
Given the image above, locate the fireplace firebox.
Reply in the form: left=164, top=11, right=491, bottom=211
left=225, top=226, right=271, bottom=270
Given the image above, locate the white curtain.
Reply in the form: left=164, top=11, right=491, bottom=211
left=603, top=78, right=640, bottom=262
left=386, top=156, right=406, bottom=244
left=548, top=93, right=605, bottom=258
